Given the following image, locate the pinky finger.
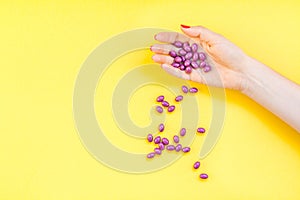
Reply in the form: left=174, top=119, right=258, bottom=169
left=161, top=64, right=191, bottom=80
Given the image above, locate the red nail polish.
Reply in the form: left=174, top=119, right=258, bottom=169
left=181, top=24, right=190, bottom=28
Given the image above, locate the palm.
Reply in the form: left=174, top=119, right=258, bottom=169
left=151, top=26, right=248, bottom=91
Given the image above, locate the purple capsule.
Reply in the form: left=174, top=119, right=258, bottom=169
left=192, top=52, right=199, bottom=61
left=171, top=62, right=180, bottom=68
left=181, top=86, right=189, bottom=93
left=162, top=138, right=169, bottom=145
left=189, top=87, right=198, bottom=93
left=173, top=41, right=183, bottom=48
left=199, top=52, right=206, bottom=61
left=197, top=127, right=206, bottom=133
left=183, top=42, right=189, bottom=47
left=191, top=61, right=199, bottom=69
left=156, top=95, right=164, bottom=102
left=166, top=145, right=175, bottom=151
left=180, top=55, right=186, bottom=62
left=183, top=45, right=192, bottom=52
left=156, top=106, right=163, bottom=113
left=147, top=134, right=153, bottom=142
left=182, top=147, right=191, bottom=153
left=169, top=50, right=177, bottom=58
left=174, top=56, right=182, bottom=63
left=193, top=161, right=200, bottom=169
left=184, top=60, right=191, bottom=67
left=180, top=128, right=186, bottom=136
left=158, top=123, right=164, bottom=132
left=185, top=52, right=193, bottom=60
left=154, top=148, right=162, bottom=155
left=147, top=152, right=155, bottom=158
left=199, top=173, right=208, bottom=179
left=185, top=66, right=192, bottom=74
left=167, top=105, right=175, bottom=112
left=179, top=65, right=186, bottom=71
left=178, top=49, right=187, bottom=56
left=158, top=143, right=165, bottom=150
left=154, top=136, right=161, bottom=144
left=175, top=95, right=183, bottom=102
left=203, top=65, right=211, bottom=72
left=191, top=43, right=198, bottom=52
left=161, top=101, right=169, bottom=107
left=175, top=144, right=182, bottom=152
left=199, top=61, right=206, bottom=68
left=173, top=135, right=179, bottom=143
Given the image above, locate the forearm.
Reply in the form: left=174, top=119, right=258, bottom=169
left=241, top=57, right=300, bottom=132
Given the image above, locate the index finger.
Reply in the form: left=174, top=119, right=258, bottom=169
left=154, top=32, right=197, bottom=44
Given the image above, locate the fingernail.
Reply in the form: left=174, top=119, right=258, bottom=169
left=154, top=34, right=157, bottom=40
left=181, top=24, right=190, bottom=28
left=150, top=46, right=153, bottom=51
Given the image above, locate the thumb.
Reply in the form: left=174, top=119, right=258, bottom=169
left=180, top=24, right=223, bottom=44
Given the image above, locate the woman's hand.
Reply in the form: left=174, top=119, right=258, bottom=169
left=151, top=25, right=250, bottom=91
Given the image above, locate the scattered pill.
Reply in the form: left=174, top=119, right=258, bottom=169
left=158, top=123, right=164, bottom=132
left=193, top=161, right=200, bottom=169
left=147, top=152, right=155, bottom=158
left=166, top=145, right=175, bottom=151
left=175, top=144, right=182, bottom=152
left=173, top=135, right=179, bottom=143
left=162, top=138, right=169, bottom=145
left=154, top=148, right=162, bottom=155
left=147, top=134, right=153, bottom=142
left=180, top=128, right=186, bottom=136
left=182, top=147, right=191, bottom=153
left=156, top=106, right=163, bottom=113
left=158, top=143, right=165, bottom=150
left=197, top=127, right=206, bottom=133
left=161, top=101, right=169, bottom=107
left=199, top=173, right=208, bottom=179
left=175, top=95, right=183, bottom=102
left=156, top=95, right=164, bottom=102
left=181, top=85, right=189, bottom=93
left=167, top=105, right=175, bottom=112
left=154, top=136, right=161, bottom=144
left=189, top=87, right=198, bottom=93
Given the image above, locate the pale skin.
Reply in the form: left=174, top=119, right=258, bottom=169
left=151, top=25, right=300, bottom=133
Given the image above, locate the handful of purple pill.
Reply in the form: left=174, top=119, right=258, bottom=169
left=169, top=41, right=211, bottom=74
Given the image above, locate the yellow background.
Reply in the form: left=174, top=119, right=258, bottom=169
left=1, top=0, right=300, bottom=199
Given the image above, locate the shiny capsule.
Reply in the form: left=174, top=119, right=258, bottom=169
left=199, top=52, right=206, bottom=61
left=183, top=45, right=192, bottom=52
left=181, top=86, right=189, bottom=93
left=173, top=135, right=179, bottom=143
left=162, top=138, right=169, bottom=145
left=184, top=60, right=191, bottom=67
left=169, top=50, right=177, bottom=58
left=161, top=101, right=169, bottom=107
left=203, top=65, right=211, bottom=72
left=199, top=173, right=208, bottom=179
left=174, top=56, right=182, bottom=63
left=154, top=148, right=162, bottom=155
left=147, top=134, right=153, bottom=142
left=192, top=52, right=199, bottom=60
left=197, top=127, right=206, bottom=133
left=185, top=52, right=193, bottom=60
left=185, top=66, right=192, bottom=74
left=156, top=106, right=163, bottom=113
left=183, top=42, right=189, bottom=47
left=154, top=136, right=161, bottom=144
left=175, top=95, right=183, bottom=102
left=191, top=43, right=198, bottom=52
left=191, top=61, right=199, bottom=69
left=166, top=145, right=175, bottom=151
left=182, top=147, right=191, bottom=153
left=167, top=105, right=175, bottom=112
left=173, top=41, right=183, bottom=48
left=147, top=152, right=155, bottom=158
left=158, top=123, right=164, bottom=132
left=180, top=128, right=186, bottom=136
left=189, top=87, right=198, bottom=93
left=175, top=144, right=182, bottom=152
left=193, top=161, right=200, bottom=169
left=156, top=95, right=164, bottom=102
left=200, top=61, right=206, bottom=68
left=172, top=62, right=180, bottom=68
left=158, top=143, right=165, bottom=150
left=178, top=49, right=187, bottom=56
left=179, top=65, right=186, bottom=71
